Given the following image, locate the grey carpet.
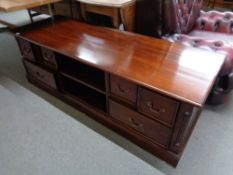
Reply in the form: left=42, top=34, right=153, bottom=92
left=1, top=10, right=233, bottom=175
left=0, top=76, right=164, bottom=175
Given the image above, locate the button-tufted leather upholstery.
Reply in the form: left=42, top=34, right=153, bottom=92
left=162, top=0, right=233, bottom=105
left=163, top=0, right=203, bottom=34
left=195, top=11, right=233, bottom=33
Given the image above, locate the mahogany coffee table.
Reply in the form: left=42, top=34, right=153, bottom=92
left=12, top=17, right=225, bottom=166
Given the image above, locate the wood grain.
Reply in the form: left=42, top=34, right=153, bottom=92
left=14, top=18, right=225, bottom=107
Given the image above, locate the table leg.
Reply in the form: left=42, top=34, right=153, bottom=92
left=48, top=3, right=56, bottom=23
left=112, top=8, right=120, bottom=28
left=212, top=0, right=217, bottom=8
left=120, top=3, right=135, bottom=32
left=27, top=9, right=34, bottom=23
left=80, top=3, right=87, bottom=21
left=69, top=0, right=74, bottom=18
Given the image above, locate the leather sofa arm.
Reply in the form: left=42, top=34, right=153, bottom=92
left=195, top=10, right=233, bottom=33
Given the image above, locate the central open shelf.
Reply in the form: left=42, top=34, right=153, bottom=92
left=57, top=54, right=106, bottom=92
left=60, top=75, right=107, bottom=113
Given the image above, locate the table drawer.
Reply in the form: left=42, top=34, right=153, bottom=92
left=138, top=88, right=179, bottom=126
left=24, top=60, right=57, bottom=89
left=109, top=100, right=171, bottom=147
left=41, top=47, right=57, bottom=67
left=17, top=39, right=35, bottom=61
left=110, top=75, right=137, bottom=103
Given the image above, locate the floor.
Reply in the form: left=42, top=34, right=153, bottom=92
left=0, top=73, right=165, bottom=175
left=1, top=10, right=233, bottom=175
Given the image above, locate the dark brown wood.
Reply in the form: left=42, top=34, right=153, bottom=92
left=40, top=47, right=57, bottom=68
left=27, top=74, right=181, bottom=166
left=24, top=60, right=57, bottom=89
left=120, top=1, right=135, bottom=31
left=208, top=0, right=233, bottom=8
left=135, top=0, right=162, bottom=37
left=138, top=88, right=179, bottom=126
left=17, top=39, right=35, bottom=61
left=13, top=18, right=225, bottom=107
left=109, top=100, right=171, bottom=147
left=169, top=103, right=201, bottom=154
left=14, top=18, right=225, bottom=167
left=57, top=55, right=106, bottom=92
left=110, top=75, right=137, bottom=104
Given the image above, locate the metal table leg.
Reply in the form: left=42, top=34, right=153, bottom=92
left=27, top=3, right=56, bottom=24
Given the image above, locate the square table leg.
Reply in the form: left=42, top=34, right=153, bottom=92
left=79, top=2, right=135, bottom=32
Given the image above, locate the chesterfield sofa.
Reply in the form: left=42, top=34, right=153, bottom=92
left=161, top=0, right=233, bottom=105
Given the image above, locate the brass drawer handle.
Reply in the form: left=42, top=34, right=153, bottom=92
left=117, top=84, right=129, bottom=94
left=36, top=71, right=44, bottom=79
left=146, top=101, right=166, bottom=114
left=43, top=51, right=53, bottom=60
left=129, top=118, right=144, bottom=128
left=22, top=46, right=31, bottom=54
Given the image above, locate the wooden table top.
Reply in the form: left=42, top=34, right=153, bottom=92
left=75, top=0, right=135, bottom=7
left=0, top=0, right=61, bottom=12
left=14, top=18, right=225, bottom=107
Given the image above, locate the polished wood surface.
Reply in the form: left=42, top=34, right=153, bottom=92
left=14, top=18, right=225, bottom=107
left=0, top=0, right=61, bottom=12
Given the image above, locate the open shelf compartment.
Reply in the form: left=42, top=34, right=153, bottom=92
left=60, top=75, right=107, bottom=113
left=57, top=54, right=106, bottom=92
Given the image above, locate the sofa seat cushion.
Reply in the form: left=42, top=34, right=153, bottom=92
left=189, top=29, right=233, bottom=43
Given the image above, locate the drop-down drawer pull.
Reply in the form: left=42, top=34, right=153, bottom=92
left=146, top=101, right=166, bottom=114
left=129, top=118, right=144, bottom=128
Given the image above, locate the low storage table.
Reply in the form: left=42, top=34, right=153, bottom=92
left=13, top=17, right=225, bottom=166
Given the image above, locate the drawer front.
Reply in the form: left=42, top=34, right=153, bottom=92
left=139, top=88, right=179, bottom=126
left=109, top=100, right=171, bottom=146
left=110, top=75, right=137, bottom=103
left=41, top=47, right=57, bottom=67
left=24, top=60, right=57, bottom=89
left=18, top=39, right=35, bottom=61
